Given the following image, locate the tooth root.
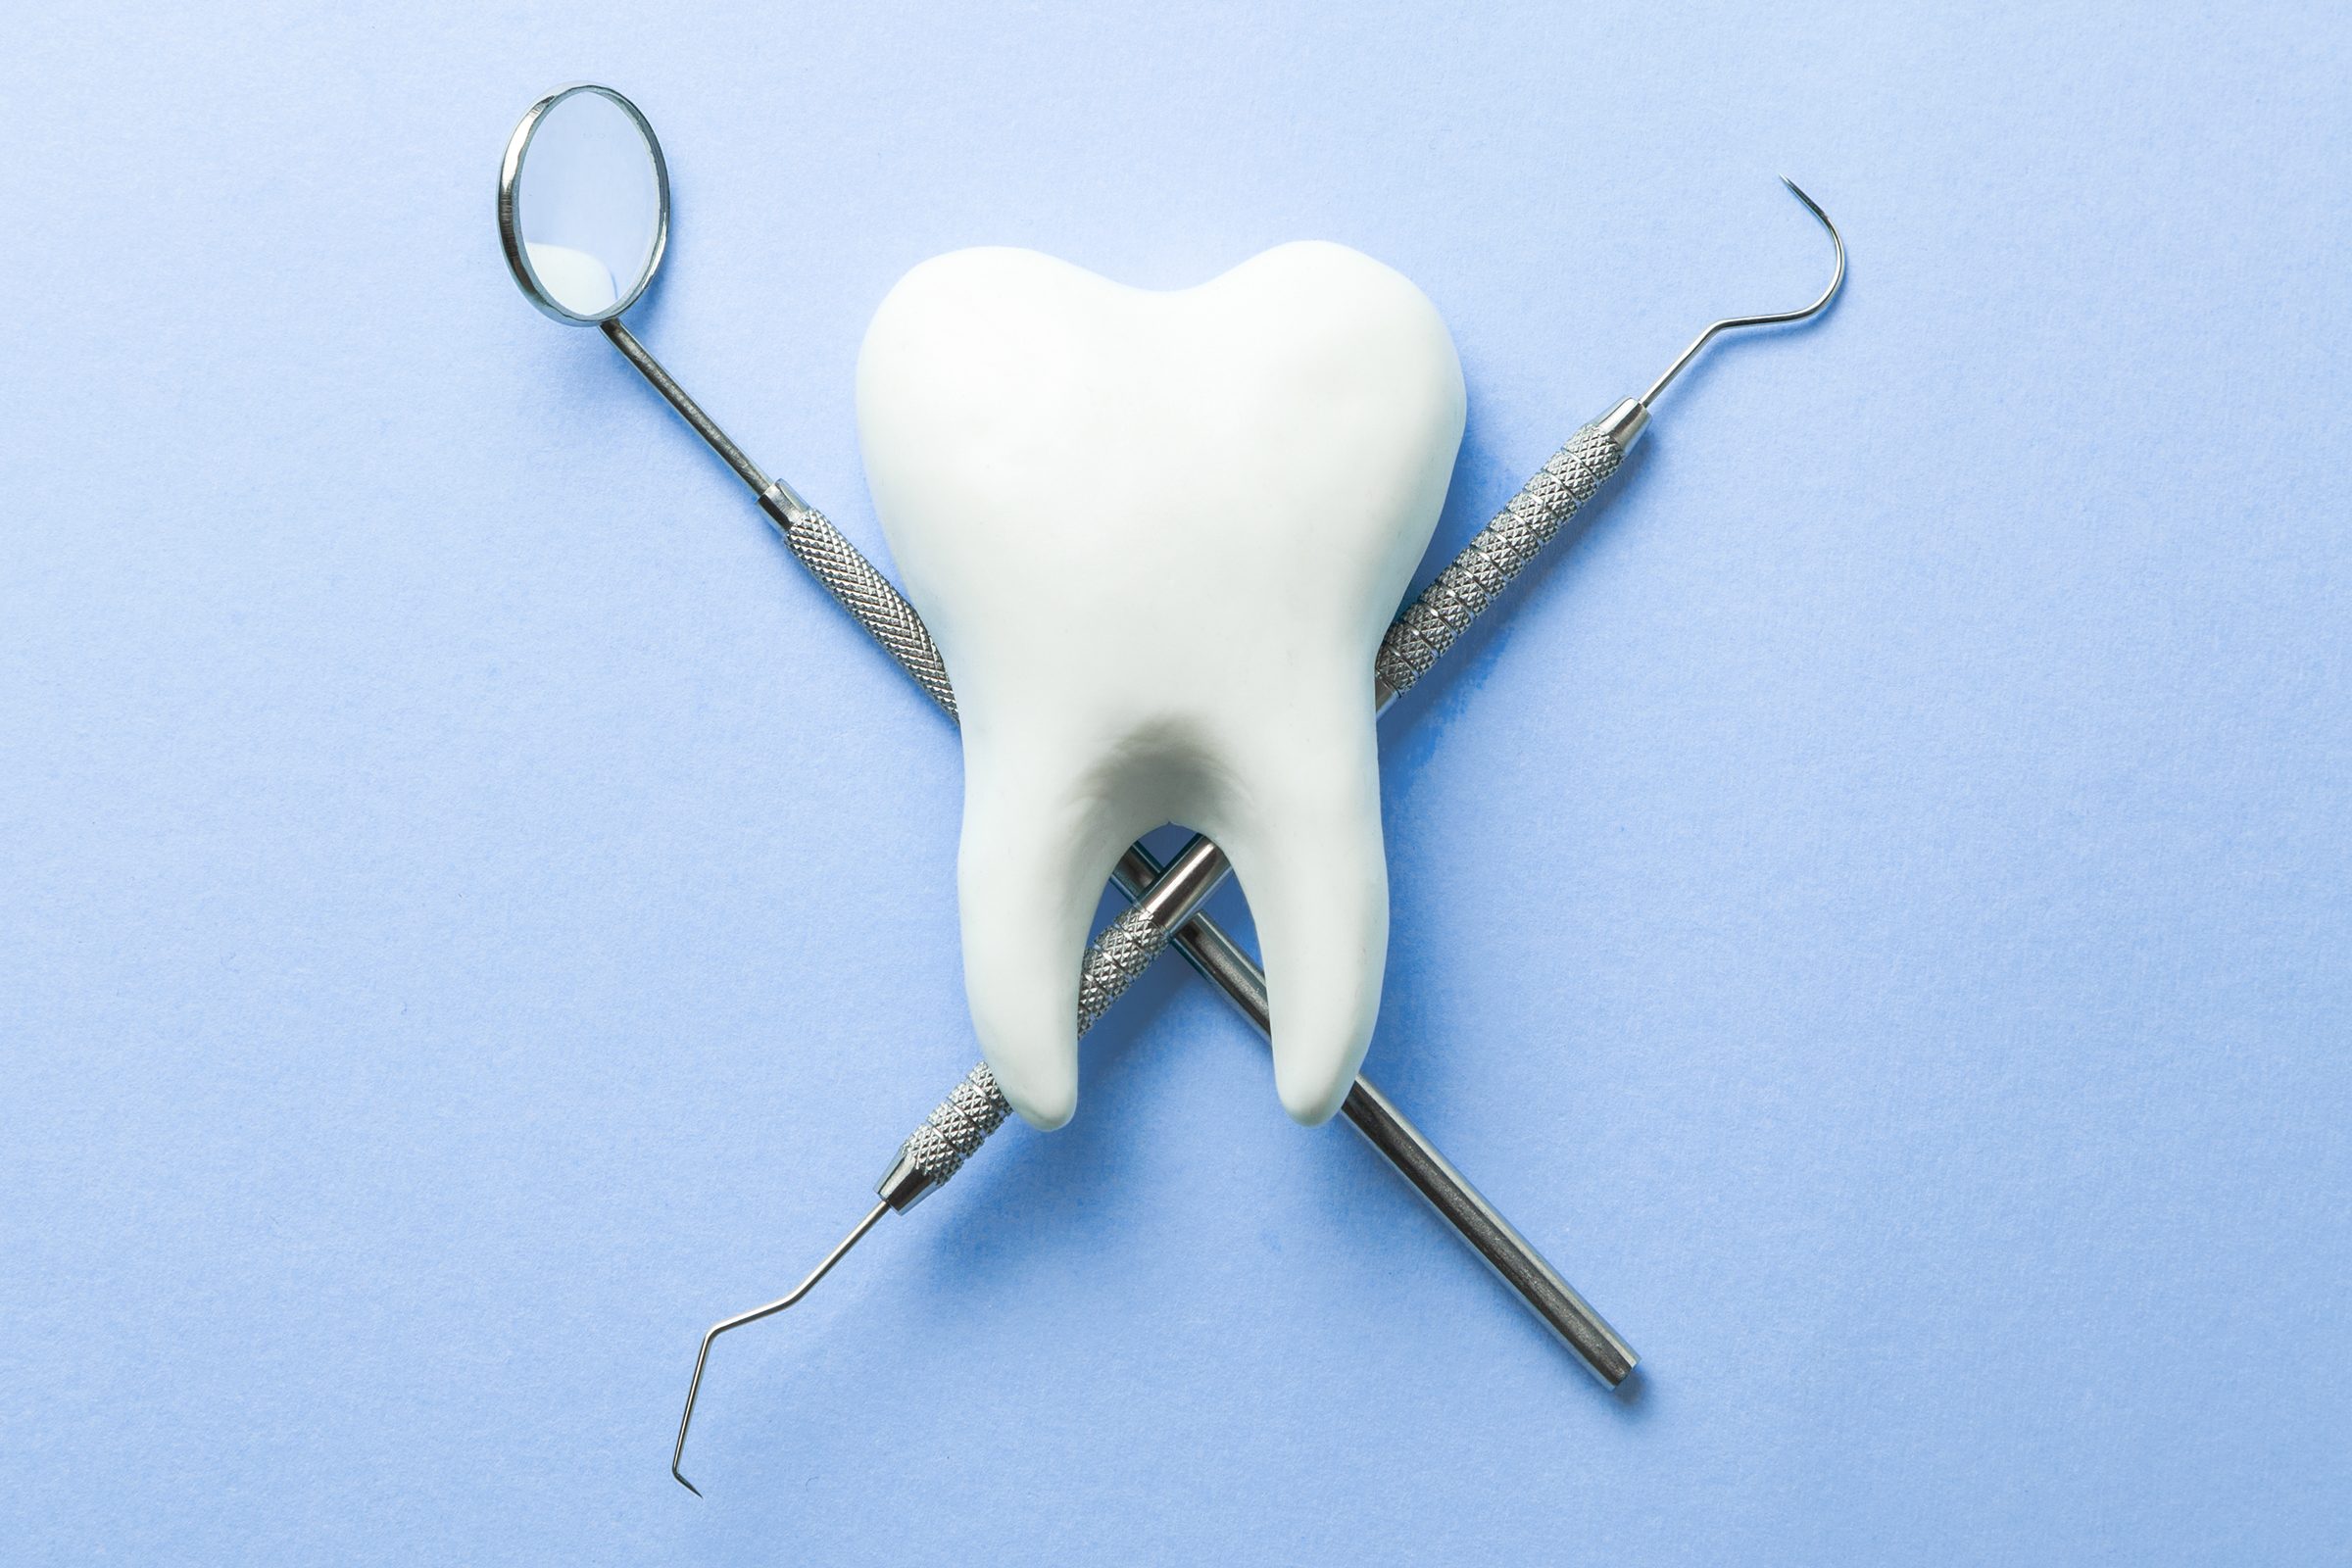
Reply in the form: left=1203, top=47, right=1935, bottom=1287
left=1212, top=707, right=1390, bottom=1126
left=960, top=703, right=1389, bottom=1131
left=954, top=734, right=1134, bottom=1131
left=859, top=239, right=1466, bottom=1129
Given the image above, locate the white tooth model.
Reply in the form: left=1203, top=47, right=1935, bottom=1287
left=858, top=242, right=1465, bottom=1130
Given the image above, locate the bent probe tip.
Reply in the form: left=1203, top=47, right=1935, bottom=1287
left=671, top=1199, right=891, bottom=1495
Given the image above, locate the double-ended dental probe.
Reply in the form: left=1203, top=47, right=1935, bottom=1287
left=496, top=83, right=1843, bottom=1495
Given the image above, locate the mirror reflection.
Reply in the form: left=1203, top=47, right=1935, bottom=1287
left=514, top=87, right=664, bottom=319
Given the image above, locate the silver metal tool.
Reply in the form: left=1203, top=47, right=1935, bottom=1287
left=497, top=83, right=1844, bottom=1495
left=498, top=82, right=1656, bottom=1410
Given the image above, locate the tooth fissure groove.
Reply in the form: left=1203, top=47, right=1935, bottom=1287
left=1373, top=421, right=1624, bottom=698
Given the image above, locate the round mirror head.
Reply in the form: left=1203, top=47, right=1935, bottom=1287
left=499, top=84, right=669, bottom=324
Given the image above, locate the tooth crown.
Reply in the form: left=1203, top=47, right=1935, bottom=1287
left=858, top=241, right=1467, bottom=1129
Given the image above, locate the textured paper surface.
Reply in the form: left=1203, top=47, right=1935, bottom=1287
left=2, top=1, right=2347, bottom=1562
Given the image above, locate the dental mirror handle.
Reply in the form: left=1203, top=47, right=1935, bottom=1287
left=1115, top=839, right=1639, bottom=1384
left=602, top=318, right=963, bottom=711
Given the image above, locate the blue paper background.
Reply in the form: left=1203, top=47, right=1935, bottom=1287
left=5, top=2, right=2348, bottom=1561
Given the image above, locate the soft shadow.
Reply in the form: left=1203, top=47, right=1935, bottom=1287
left=1609, top=1361, right=1655, bottom=1423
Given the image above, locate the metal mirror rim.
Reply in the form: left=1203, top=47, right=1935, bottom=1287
left=498, top=82, right=671, bottom=325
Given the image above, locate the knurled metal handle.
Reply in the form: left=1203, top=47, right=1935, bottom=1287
left=880, top=1062, right=1011, bottom=1206
left=1374, top=417, right=1626, bottom=701
left=763, top=493, right=960, bottom=717
left=878, top=836, right=1230, bottom=1208
left=1075, top=898, right=1174, bottom=1035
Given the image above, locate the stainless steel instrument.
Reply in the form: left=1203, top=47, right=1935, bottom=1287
left=495, top=82, right=1845, bottom=1495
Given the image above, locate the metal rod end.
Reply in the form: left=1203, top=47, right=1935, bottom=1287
left=1596, top=397, right=1650, bottom=454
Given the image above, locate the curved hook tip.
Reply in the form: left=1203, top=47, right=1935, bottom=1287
left=1637, top=175, right=1847, bottom=409
left=1776, top=177, right=1846, bottom=312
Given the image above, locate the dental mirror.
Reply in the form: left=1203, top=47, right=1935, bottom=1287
left=499, top=83, right=669, bottom=323
left=500, top=82, right=793, bottom=502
